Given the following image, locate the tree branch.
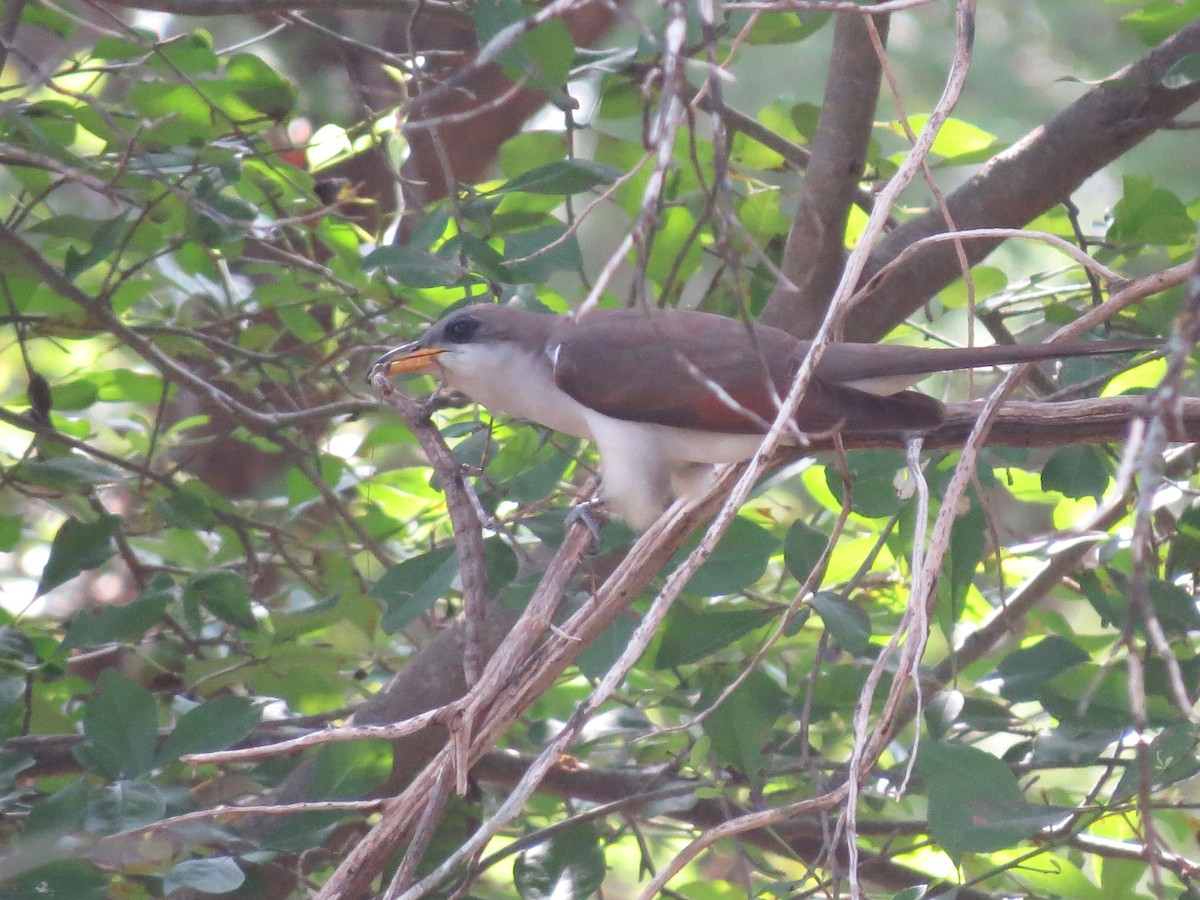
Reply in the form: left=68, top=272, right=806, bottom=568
left=849, top=18, right=1200, bottom=340
left=759, top=7, right=888, bottom=336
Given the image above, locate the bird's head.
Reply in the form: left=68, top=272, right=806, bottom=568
left=368, top=304, right=560, bottom=386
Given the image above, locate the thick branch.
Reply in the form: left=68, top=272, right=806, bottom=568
left=848, top=19, right=1200, bottom=341
left=96, top=0, right=465, bottom=18
left=760, top=9, right=888, bottom=336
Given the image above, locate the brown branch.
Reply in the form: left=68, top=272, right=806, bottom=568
left=848, top=18, right=1200, bottom=341
left=94, top=0, right=466, bottom=21
left=759, top=7, right=889, bottom=337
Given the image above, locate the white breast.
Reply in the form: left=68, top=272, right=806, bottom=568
left=435, top=343, right=595, bottom=439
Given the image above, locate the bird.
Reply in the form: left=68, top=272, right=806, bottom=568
left=369, top=304, right=1154, bottom=530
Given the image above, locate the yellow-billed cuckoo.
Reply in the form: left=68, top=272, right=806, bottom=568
left=370, top=305, right=1152, bottom=530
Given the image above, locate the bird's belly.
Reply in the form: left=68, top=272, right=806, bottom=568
left=649, top=425, right=771, bottom=464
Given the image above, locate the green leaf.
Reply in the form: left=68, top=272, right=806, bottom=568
left=494, top=160, right=622, bottom=196
left=183, top=570, right=257, bottom=631
left=825, top=450, right=907, bottom=518
left=518, top=18, right=575, bottom=95
left=155, top=486, right=217, bottom=530
left=37, top=514, right=121, bottom=596
left=576, top=614, right=638, bottom=680
left=1113, top=723, right=1200, bottom=800
left=1041, top=445, right=1110, bottom=500
left=75, top=670, right=159, bottom=778
left=372, top=547, right=458, bottom=633
left=1163, top=51, right=1200, bottom=88
left=1107, top=174, right=1195, bottom=247
left=311, top=740, right=391, bottom=800
left=1122, top=0, right=1200, bottom=45
left=514, top=823, right=607, bottom=900
left=63, top=573, right=174, bottom=649
left=25, top=777, right=89, bottom=838
left=0, top=859, right=107, bottom=900
left=917, top=741, right=1067, bottom=861
left=810, top=592, right=870, bottom=655
left=163, top=857, right=246, bottom=895
left=937, top=504, right=986, bottom=629
left=227, top=52, right=296, bottom=119
left=84, top=780, right=165, bottom=832
left=1167, top=505, right=1200, bottom=575
left=654, top=603, right=773, bottom=668
left=362, top=245, right=467, bottom=287
left=738, top=10, right=829, bottom=45
left=159, top=695, right=261, bottom=762
left=12, top=455, right=122, bottom=492
left=504, top=224, right=583, bottom=283
left=783, top=520, right=829, bottom=585
left=699, top=669, right=790, bottom=779
left=994, top=636, right=1089, bottom=702
left=676, top=517, right=779, bottom=597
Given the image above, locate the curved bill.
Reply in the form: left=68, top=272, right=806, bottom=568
left=367, top=342, right=446, bottom=380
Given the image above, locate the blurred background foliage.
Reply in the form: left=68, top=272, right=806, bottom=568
left=0, top=0, right=1198, bottom=897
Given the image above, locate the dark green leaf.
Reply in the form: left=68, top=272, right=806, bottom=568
left=159, top=695, right=261, bottom=762
left=63, top=573, right=174, bottom=649
left=362, top=245, right=467, bottom=287
left=504, top=224, right=583, bottom=283
left=1041, top=445, right=1110, bottom=500
left=163, top=857, right=246, bottom=895
left=699, top=669, right=790, bottom=779
left=676, top=517, right=779, bottom=597
left=372, top=547, right=457, bottom=633
left=311, top=740, right=391, bottom=800
left=49, top=378, right=99, bottom=411
left=783, top=519, right=829, bottom=585
left=183, top=570, right=257, bottom=631
left=1030, top=727, right=1120, bottom=767
left=495, top=160, right=622, bottom=196
left=155, top=486, right=217, bottom=530
left=84, top=780, right=165, bottom=832
left=825, top=450, right=907, bottom=518
left=917, top=741, right=1067, bottom=861
left=994, top=636, right=1089, bottom=702
left=0, top=749, right=35, bottom=786
left=654, top=603, right=774, bottom=668
left=937, top=504, right=986, bottom=629
left=0, top=625, right=39, bottom=667
left=1167, top=506, right=1200, bottom=575
left=25, top=778, right=89, bottom=838
left=1113, top=723, right=1200, bottom=800
left=75, top=670, right=158, bottom=778
left=810, top=592, right=870, bottom=655
left=0, top=859, right=107, bottom=900
left=514, top=823, right=606, bottom=900
left=12, top=455, right=122, bottom=492
left=1164, top=51, right=1200, bottom=88
left=577, top=614, right=638, bottom=680
left=37, top=514, right=121, bottom=596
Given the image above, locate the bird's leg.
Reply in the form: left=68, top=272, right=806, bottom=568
left=565, top=498, right=608, bottom=553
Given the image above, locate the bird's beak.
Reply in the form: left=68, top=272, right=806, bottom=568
left=368, top=342, right=446, bottom=380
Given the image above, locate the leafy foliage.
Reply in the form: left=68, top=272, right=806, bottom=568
left=0, top=1, right=1197, bottom=898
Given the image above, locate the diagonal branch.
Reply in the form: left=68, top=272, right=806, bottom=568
left=848, top=18, right=1200, bottom=340
left=759, top=6, right=889, bottom=337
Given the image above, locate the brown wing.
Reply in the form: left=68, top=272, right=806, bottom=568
left=550, top=309, right=946, bottom=434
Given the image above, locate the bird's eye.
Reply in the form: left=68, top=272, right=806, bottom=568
left=443, top=316, right=478, bottom=343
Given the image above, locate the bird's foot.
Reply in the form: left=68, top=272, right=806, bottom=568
left=565, top=498, right=608, bottom=554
